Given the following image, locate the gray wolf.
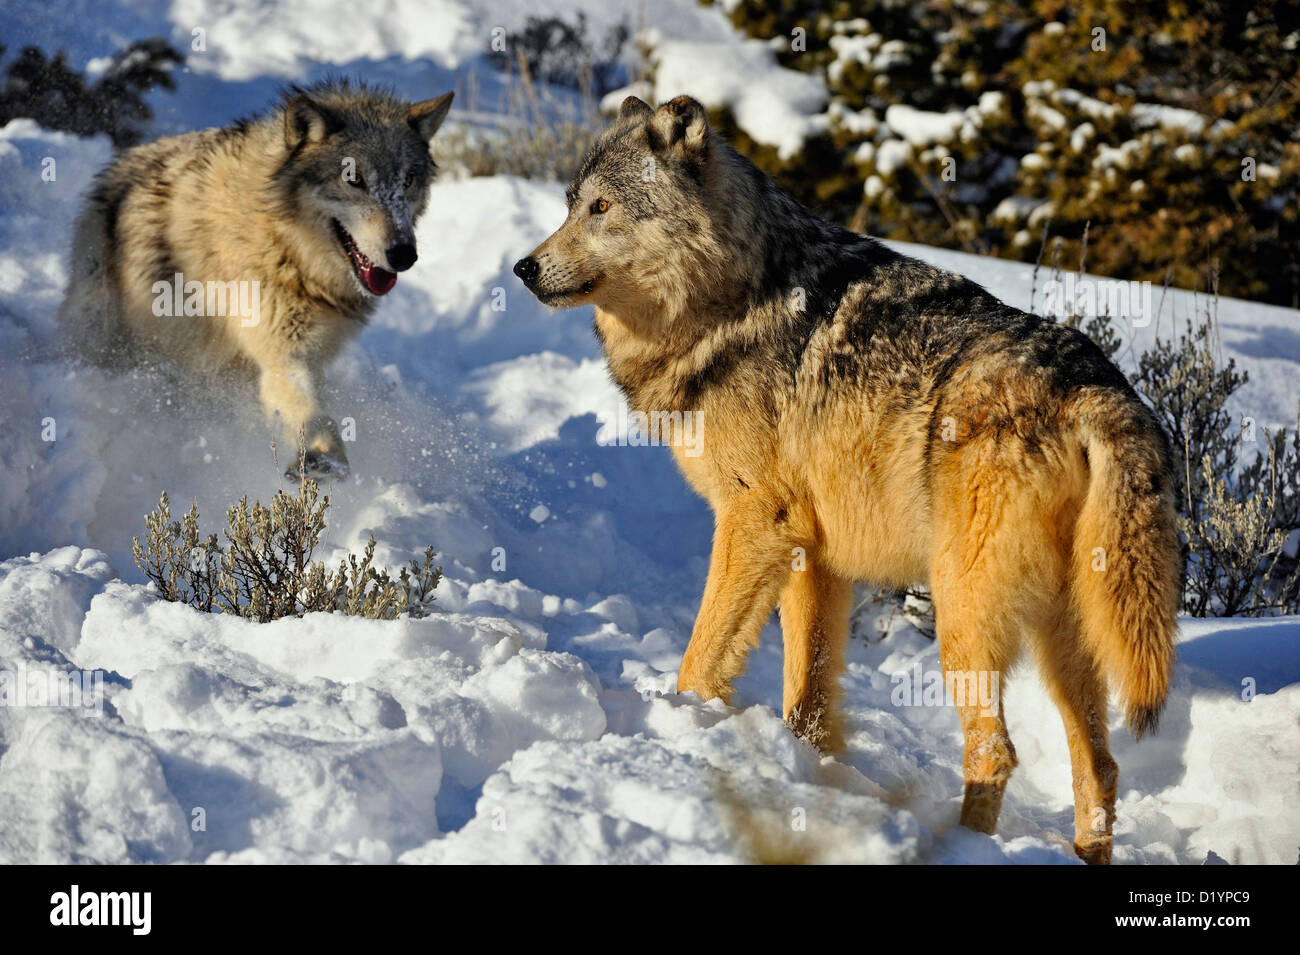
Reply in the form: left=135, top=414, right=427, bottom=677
left=514, top=94, right=1181, bottom=864
left=59, top=79, right=453, bottom=477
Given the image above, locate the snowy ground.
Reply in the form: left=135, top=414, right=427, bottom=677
left=1, top=1, right=1298, bottom=865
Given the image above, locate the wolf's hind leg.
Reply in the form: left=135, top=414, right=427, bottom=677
left=678, top=499, right=795, bottom=705
left=928, top=437, right=1081, bottom=836
left=1030, top=611, right=1118, bottom=864
left=778, top=562, right=852, bottom=753
left=941, top=635, right=1017, bottom=835
left=931, top=556, right=1025, bottom=835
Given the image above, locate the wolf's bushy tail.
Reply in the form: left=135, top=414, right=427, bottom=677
left=1070, top=393, right=1181, bottom=738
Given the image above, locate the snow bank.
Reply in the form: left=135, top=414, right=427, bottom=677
left=6, top=543, right=1295, bottom=863
left=168, top=0, right=475, bottom=81
left=0, top=549, right=611, bottom=862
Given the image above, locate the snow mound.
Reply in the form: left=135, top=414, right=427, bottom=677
left=3, top=544, right=1297, bottom=864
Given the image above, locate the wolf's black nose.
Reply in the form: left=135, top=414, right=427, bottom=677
left=386, top=243, right=417, bottom=272
left=513, top=256, right=539, bottom=286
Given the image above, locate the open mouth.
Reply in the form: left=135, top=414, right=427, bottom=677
left=538, top=275, right=601, bottom=306
left=332, top=220, right=396, bottom=296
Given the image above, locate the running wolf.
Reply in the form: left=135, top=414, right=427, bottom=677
left=514, top=95, right=1181, bottom=864
left=59, top=80, right=454, bottom=477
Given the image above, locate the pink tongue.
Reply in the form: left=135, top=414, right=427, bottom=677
left=361, top=263, right=397, bottom=296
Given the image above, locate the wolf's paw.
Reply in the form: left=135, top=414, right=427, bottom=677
left=784, top=706, right=842, bottom=755
left=1073, top=838, right=1113, bottom=866
left=287, top=449, right=350, bottom=481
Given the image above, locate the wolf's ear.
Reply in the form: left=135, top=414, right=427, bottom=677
left=618, top=95, right=653, bottom=123
left=285, top=95, right=340, bottom=149
left=646, top=96, right=709, bottom=161
left=409, top=92, right=454, bottom=141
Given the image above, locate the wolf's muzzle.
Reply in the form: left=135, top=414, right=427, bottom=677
left=513, top=256, right=539, bottom=288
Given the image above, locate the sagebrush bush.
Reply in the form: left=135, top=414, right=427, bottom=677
left=1183, top=454, right=1300, bottom=617
left=132, top=480, right=442, bottom=622
left=437, top=56, right=602, bottom=181
left=1139, top=329, right=1300, bottom=616
left=439, top=13, right=638, bottom=181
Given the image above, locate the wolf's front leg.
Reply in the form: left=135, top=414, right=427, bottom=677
left=678, top=499, right=795, bottom=704
left=257, top=361, right=350, bottom=479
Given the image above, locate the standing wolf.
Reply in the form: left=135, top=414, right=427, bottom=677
left=59, top=80, right=453, bottom=477
left=515, top=95, right=1180, bottom=863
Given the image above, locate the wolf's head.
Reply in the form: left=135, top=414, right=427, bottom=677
left=271, top=80, right=453, bottom=298
left=514, top=95, right=759, bottom=325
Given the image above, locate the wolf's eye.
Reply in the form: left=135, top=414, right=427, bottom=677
left=349, top=172, right=367, bottom=190
left=590, top=197, right=609, bottom=215
left=404, top=169, right=417, bottom=189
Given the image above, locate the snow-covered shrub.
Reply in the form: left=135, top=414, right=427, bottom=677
left=131, top=481, right=442, bottom=622
left=487, top=13, right=630, bottom=97
left=696, top=0, right=1300, bottom=307
left=0, top=38, right=183, bottom=148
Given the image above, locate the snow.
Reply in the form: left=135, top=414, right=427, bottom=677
left=1047, top=87, right=1118, bottom=122
left=1130, top=103, right=1210, bottom=136
left=651, top=38, right=828, bottom=160
left=5, top=0, right=731, bottom=80
left=883, top=104, right=973, bottom=147
left=1, top=0, right=1298, bottom=866
left=5, top=539, right=1297, bottom=863
left=990, top=194, right=1046, bottom=225
left=168, top=0, right=477, bottom=81
left=873, top=139, right=912, bottom=176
